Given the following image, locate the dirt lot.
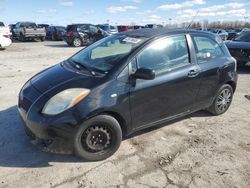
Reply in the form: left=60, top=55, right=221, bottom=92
left=0, top=41, right=250, bottom=188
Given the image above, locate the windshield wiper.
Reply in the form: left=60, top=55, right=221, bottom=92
left=70, top=59, right=96, bottom=76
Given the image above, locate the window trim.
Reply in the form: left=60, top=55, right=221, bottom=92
left=133, top=34, right=192, bottom=75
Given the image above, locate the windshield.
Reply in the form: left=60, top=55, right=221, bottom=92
left=70, top=34, right=146, bottom=73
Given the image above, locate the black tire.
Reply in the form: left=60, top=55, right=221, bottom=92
left=71, top=37, right=82, bottom=47
left=74, top=115, right=122, bottom=161
left=40, top=37, right=45, bottom=42
left=207, top=84, right=234, bottom=115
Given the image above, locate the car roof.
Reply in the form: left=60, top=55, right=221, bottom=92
left=119, top=28, right=211, bottom=39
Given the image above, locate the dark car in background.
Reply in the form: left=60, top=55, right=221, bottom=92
left=38, top=24, right=50, bottom=32
left=63, top=24, right=108, bottom=47
left=226, top=31, right=250, bottom=67
left=46, top=26, right=65, bottom=41
left=18, top=29, right=237, bottom=161
left=9, top=24, right=16, bottom=39
left=227, top=31, right=238, bottom=40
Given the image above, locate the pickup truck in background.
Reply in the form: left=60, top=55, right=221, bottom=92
left=14, top=22, right=46, bottom=41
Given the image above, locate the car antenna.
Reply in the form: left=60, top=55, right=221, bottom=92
left=186, top=10, right=200, bottom=29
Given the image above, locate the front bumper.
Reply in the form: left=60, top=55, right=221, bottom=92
left=18, top=82, right=78, bottom=145
left=18, top=107, right=75, bottom=142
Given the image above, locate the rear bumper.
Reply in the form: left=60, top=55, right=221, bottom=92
left=63, top=36, right=73, bottom=44
left=24, top=33, right=46, bottom=38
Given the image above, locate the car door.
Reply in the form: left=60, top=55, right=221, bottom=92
left=190, top=34, right=229, bottom=107
left=129, top=35, right=202, bottom=128
left=89, top=25, right=103, bottom=41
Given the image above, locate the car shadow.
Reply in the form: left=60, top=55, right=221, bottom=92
left=44, top=44, right=72, bottom=48
left=0, top=106, right=212, bottom=168
left=125, top=110, right=212, bottom=139
left=0, top=106, right=83, bottom=168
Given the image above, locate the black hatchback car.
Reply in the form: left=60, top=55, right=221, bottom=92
left=18, top=29, right=237, bottom=161
left=63, top=24, right=108, bottom=47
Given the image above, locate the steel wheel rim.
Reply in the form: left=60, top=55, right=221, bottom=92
left=74, top=38, right=81, bottom=46
left=216, top=88, right=232, bottom=113
left=81, top=125, right=112, bottom=153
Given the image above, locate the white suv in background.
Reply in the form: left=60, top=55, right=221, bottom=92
left=0, top=22, right=12, bottom=49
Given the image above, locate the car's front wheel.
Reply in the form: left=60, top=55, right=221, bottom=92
left=207, top=84, right=234, bottom=115
left=74, top=115, right=122, bottom=161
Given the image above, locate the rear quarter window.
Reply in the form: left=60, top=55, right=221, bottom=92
left=192, top=35, right=225, bottom=63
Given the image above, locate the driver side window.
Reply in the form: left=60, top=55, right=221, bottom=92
left=136, top=35, right=189, bottom=74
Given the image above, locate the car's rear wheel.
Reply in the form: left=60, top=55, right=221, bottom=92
left=72, top=37, right=82, bottom=47
left=74, top=115, right=122, bottom=161
left=40, top=37, right=45, bottom=42
left=207, top=84, right=234, bottom=115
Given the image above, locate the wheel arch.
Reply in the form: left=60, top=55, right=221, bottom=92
left=225, top=80, right=236, bottom=92
left=98, top=111, right=128, bottom=137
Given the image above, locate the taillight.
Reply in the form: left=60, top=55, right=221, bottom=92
left=66, top=31, right=73, bottom=37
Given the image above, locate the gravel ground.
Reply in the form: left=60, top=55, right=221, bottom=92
left=0, top=41, right=250, bottom=188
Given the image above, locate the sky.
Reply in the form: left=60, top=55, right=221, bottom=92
left=0, top=0, right=250, bottom=26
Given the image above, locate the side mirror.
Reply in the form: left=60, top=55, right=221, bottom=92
left=133, top=68, right=155, bottom=80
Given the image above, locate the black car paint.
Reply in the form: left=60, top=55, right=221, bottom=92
left=18, top=29, right=237, bottom=145
left=63, top=24, right=108, bottom=46
left=226, top=32, right=250, bottom=66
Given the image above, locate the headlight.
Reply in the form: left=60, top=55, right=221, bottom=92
left=42, top=88, right=90, bottom=115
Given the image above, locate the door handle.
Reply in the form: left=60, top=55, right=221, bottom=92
left=188, top=69, right=200, bottom=78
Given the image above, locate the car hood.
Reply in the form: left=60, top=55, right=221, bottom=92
left=225, top=41, right=250, bottom=49
left=30, top=62, right=99, bottom=93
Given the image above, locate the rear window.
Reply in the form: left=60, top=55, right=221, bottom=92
left=0, top=22, right=4, bottom=27
left=55, top=26, right=65, bottom=31
left=66, top=25, right=78, bottom=32
left=20, top=22, right=37, bottom=28
left=192, top=35, right=225, bottom=62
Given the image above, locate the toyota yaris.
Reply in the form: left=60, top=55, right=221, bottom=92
left=18, top=29, right=237, bottom=161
